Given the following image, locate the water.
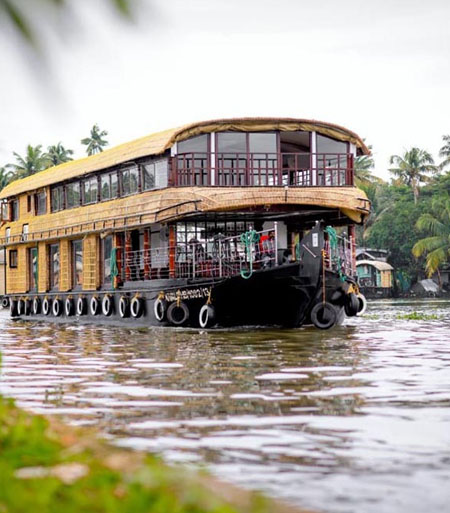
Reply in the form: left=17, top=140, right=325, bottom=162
left=1, top=300, right=450, bottom=513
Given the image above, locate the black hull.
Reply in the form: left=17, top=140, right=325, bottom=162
left=7, top=223, right=352, bottom=329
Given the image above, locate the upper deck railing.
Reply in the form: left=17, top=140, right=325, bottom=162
left=173, top=152, right=354, bottom=187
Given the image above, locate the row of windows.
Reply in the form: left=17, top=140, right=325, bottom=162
left=9, top=237, right=113, bottom=292
left=51, top=159, right=168, bottom=212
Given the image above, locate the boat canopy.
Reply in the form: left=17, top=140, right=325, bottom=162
left=0, top=117, right=369, bottom=199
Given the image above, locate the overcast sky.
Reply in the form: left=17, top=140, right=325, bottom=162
left=1, top=0, right=449, bottom=178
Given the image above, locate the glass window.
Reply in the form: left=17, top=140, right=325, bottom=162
left=51, top=186, right=64, bottom=212
left=5, top=227, right=10, bottom=243
left=217, top=132, right=247, bottom=153
left=122, top=168, right=130, bottom=196
left=10, top=200, right=19, bottom=221
left=29, top=247, right=38, bottom=292
left=22, top=224, right=29, bottom=242
left=1, top=200, right=8, bottom=220
left=316, top=134, right=348, bottom=185
left=36, top=191, right=47, bottom=215
left=101, top=174, right=111, bottom=201
left=66, top=182, right=81, bottom=208
left=248, top=133, right=277, bottom=153
left=142, top=159, right=168, bottom=190
left=72, top=239, right=83, bottom=288
left=111, top=172, right=118, bottom=198
left=178, top=134, right=208, bottom=154
left=103, top=236, right=113, bottom=283
left=121, top=166, right=139, bottom=196
left=83, top=176, right=98, bottom=205
left=9, top=249, right=18, bottom=268
left=49, top=244, right=59, bottom=290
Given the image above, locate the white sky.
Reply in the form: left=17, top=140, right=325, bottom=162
left=0, top=0, right=449, bottom=179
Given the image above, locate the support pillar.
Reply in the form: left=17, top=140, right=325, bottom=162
left=125, top=231, right=132, bottom=282
left=169, top=225, right=176, bottom=278
left=143, top=229, right=151, bottom=280
left=348, top=224, right=356, bottom=276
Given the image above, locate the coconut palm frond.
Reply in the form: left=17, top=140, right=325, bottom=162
left=424, top=246, right=447, bottom=277
left=412, top=236, right=446, bottom=258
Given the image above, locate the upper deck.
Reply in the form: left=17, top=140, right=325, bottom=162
left=0, top=118, right=370, bottom=246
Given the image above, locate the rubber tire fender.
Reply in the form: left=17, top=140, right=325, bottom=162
left=102, top=294, right=114, bottom=316
left=119, top=296, right=130, bottom=318
left=199, top=304, right=216, bottom=329
left=311, top=302, right=337, bottom=330
left=154, top=297, right=167, bottom=322
left=65, top=297, right=75, bottom=316
left=32, top=297, right=41, bottom=315
left=10, top=299, right=18, bottom=317
left=167, top=301, right=190, bottom=326
left=17, top=298, right=25, bottom=316
left=130, top=296, right=144, bottom=318
left=42, top=298, right=51, bottom=316
left=76, top=297, right=87, bottom=316
left=90, top=296, right=100, bottom=316
left=344, top=292, right=359, bottom=317
left=2, top=296, right=10, bottom=308
left=52, top=298, right=62, bottom=317
left=356, top=293, right=368, bottom=316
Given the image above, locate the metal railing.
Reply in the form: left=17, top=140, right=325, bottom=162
left=324, top=232, right=355, bottom=277
left=120, top=227, right=278, bottom=282
left=174, top=152, right=354, bottom=187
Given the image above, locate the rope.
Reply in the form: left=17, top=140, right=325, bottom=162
left=240, top=229, right=260, bottom=279
left=110, top=247, right=119, bottom=289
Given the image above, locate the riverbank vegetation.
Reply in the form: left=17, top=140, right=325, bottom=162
left=356, top=134, right=450, bottom=289
left=0, top=391, right=303, bottom=513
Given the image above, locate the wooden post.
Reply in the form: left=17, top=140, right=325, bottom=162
left=348, top=224, right=356, bottom=276
left=169, top=225, right=176, bottom=278
left=114, top=233, right=123, bottom=287
left=125, top=231, right=132, bottom=282
left=143, top=229, right=150, bottom=280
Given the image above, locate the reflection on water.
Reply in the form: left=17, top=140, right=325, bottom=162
left=1, top=300, right=450, bottom=513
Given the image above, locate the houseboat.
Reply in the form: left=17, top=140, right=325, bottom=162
left=0, top=118, right=370, bottom=329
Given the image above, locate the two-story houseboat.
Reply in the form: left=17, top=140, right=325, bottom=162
left=0, top=118, right=370, bottom=329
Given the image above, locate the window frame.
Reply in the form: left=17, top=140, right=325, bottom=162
left=9, top=249, right=18, bottom=268
left=49, top=243, right=60, bottom=290
left=36, top=190, right=47, bottom=215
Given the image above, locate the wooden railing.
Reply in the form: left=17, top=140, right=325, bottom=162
left=173, top=152, right=354, bottom=187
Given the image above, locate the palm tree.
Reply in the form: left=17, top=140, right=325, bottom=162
left=46, top=142, right=74, bottom=166
left=10, top=144, right=50, bottom=177
left=439, top=135, right=450, bottom=171
left=389, top=148, right=436, bottom=204
left=0, top=165, right=14, bottom=191
left=412, top=193, right=450, bottom=284
left=354, top=144, right=379, bottom=185
left=81, top=124, right=109, bottom=156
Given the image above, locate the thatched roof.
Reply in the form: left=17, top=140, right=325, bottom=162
left=0, top=117, right=370, bottom=199
left=357, top=260, right=394, bottom=271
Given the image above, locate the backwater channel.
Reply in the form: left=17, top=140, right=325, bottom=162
left=1, top=299, right=449, bottom=513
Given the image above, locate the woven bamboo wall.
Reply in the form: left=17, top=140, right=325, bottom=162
left=83, top=234, right=100, bottom=290
left=38, top=242, right=48, bottom=293
left=59, top=239, right=71, bottom=292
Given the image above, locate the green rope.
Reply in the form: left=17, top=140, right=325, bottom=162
left=110, top=247, right=119, bottom=289
left=324, top=226, right=346, bottom=282
left=240, top=229, right=260, bottom=279
left=295, top=242, right=301, bottom=261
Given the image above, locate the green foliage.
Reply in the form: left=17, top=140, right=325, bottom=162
left=81, top=124, right=109, bottom=156
left=0, top=0, right=133, bottom=48
left=395, top=311, right=440, bottom=320
left=412, top=192, right=450, bottom=277
left=46, top=143, right=74, bottom=166
left=364, top=183, right=429, bottom=278
left=439, top=135, right=450, bottom=171
left=10, top=144, right=50, bottom=177
left=0, top=394, right=272, bottom=513
left=389, top=147, right=436, bottom=203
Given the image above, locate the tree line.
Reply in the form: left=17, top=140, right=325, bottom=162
left=0, top=124, right=108, bottom=187
left=355, top=134, right=450, bottom=288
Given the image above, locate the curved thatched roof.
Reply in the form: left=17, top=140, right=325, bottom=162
left=0, top=117, right=370, bottom=199
left=357, top=260, right=394, bottom=271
